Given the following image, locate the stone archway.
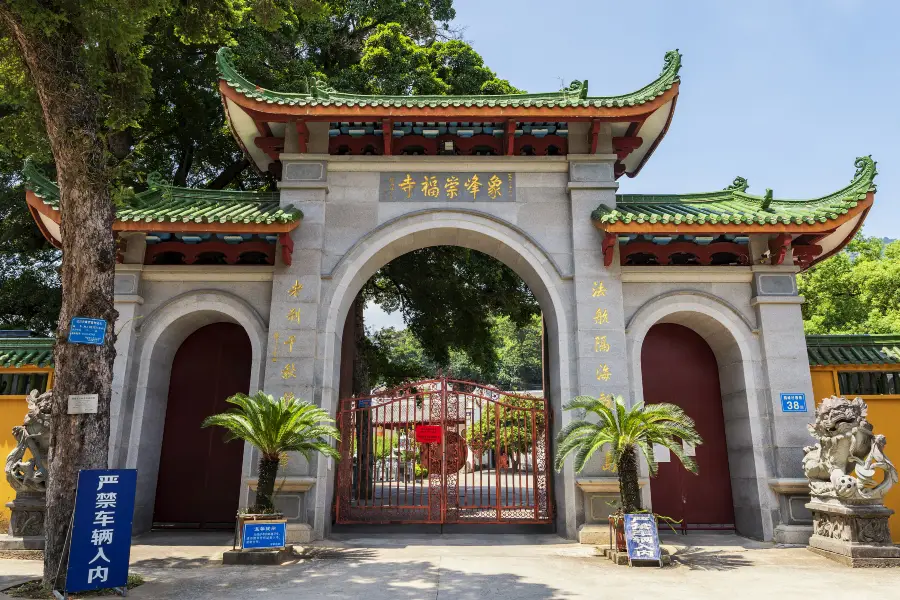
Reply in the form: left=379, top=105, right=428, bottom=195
left=312, top=210, right=577, bottom=539
left=122, top=290, right=268, bottom=533
left=626, top=291, right=777, bottom=540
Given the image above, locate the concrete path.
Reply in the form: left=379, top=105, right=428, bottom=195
left=4, top=532, right=900, bottom=599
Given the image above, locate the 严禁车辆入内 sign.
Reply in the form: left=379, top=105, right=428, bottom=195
left=64, top=469, right=137, bottom=594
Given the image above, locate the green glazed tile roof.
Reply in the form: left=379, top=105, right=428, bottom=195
left=0, top=337, right=54, bottom=368
left=23, top=162, right=302, bottom=226
left=594, top=156, right=877, bottom=227
left=217, top=47, right=681, bottom=109
left=806, top=334, right=900, bottom=367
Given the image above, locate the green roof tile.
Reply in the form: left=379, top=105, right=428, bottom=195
left=806, top=334, right=900, bottom=367
left=0, top=337, right=54, bottom=368
left=23, top=162, right=302, bottom=226
left=217, top=47, right=682, bottom=110
left=593, top=156, right=877, bottom=226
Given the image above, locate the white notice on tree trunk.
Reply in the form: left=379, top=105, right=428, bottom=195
left=653, top=444, right=671, bottom=463
left=682, top=441, right=696, bottom=457
left=68, top=394, right=98, bottom=414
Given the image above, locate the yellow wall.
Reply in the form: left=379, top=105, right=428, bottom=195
left=0, top=367, right=52, bottom=521
left=810, top=365, right=900, bottom=542
left=0, top=397, right=28, bottom=520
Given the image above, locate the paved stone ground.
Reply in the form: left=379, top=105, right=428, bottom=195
left=3, top=532, right=900, bottom=599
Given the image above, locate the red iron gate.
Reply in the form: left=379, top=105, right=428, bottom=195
left=335, top=378, right=552, bottom=525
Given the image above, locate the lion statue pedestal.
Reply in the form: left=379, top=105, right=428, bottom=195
left=803, top=396, right=900, bottom=567
left=1, top=390, right=51, bottom=550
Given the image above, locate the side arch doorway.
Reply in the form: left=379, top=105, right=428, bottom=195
left=641, top=323, right=735, bottom=529
left=153, top=322, right=251, bottom=528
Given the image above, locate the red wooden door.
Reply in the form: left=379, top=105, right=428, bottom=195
left=153, top=322, right=251, bottom=528
left=641, top=323, right=735, bottom=528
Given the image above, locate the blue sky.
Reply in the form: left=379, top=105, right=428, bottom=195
left=451, top=0, right=899, bottom=238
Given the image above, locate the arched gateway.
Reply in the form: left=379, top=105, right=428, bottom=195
left=23, top=48, right=878, bottom=544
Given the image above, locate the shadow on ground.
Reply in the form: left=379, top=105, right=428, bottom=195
left=131, top=531, right=233, bottom=547
left=130, top=556, right=565, bottom=600
left=671, top=547, right=754, bottom=571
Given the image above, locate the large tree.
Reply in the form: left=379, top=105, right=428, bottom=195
left=0, top=0, right=275, bottom=586
left=799, top=234, right=900, bottom=334
left=0, top=1, right=524, bottom=583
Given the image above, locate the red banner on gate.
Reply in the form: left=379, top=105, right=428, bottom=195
left=415, top=425, right=442, bottom=444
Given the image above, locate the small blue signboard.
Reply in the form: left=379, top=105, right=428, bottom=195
left=68, top=317, right=107, bottom=346
left=781, top=393, right=807, bottom=413
left=624, top=513, right=662, bottom=565
left=242, top=521, right=287, bottom=549
left=357, top=398, right=372, bottom=408
left=64, top=469, right=137, bottom=594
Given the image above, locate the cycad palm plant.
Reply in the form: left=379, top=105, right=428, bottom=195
left=554, top=395, right=701, bottom=513
left=203, top=392, right=340, bottom=512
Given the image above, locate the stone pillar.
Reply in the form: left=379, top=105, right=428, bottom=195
left=566, top=151, right=629, bottom=534
left=109, top=234, right=146, bottom=467
left=255, top=155, right=329, bottom=542
left=751, top=264, right=813, bottom=540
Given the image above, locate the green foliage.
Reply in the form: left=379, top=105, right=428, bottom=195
left=373, top=430, right=400, bottom=461
left=365, top=248, right=539, bottom=380
left=365, top=313, right=543, bottom=390
left=464, top=395, right=546, bottom=455
left=0, top=1, right=519, bottom=336
left=202, top=391, right=340, bottom=462
left=799, top=235, right=900, bottom=334
left=555, top=395, right=702, bottom=476
left=414, top=462, right=428, bottom=478
left=352, top=24, right=520, bottom=96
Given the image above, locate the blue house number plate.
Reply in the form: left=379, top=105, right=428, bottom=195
left=780, top=393, right=807, bottom=413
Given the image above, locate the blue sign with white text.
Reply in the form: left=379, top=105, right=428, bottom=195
left=624, top=513, right=661, bottom=563
left=65, top=469, right=137, bottom=593
left=68, top=317, right=107, bottom=346
left=781, top=393, right=807, bottom=413
left=242, top=521, right=287, bottom=549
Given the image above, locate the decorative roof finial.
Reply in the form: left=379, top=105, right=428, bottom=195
left=725, top=176, right=749, bottom=192
left=761, top=189, right=774, bottom=211
left=852, top=155, right=877, bottom=191
left=146, top=172, right=167, bottom=189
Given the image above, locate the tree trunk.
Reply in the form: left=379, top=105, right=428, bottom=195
left=207, top=157, right=250, bottom=190
left=254, top=455, right=280, bottom=511
left=0, top=10, right=117, bottom=588
left=617, top=446, right=642, bottom=514
left=351, top=296, right=369, bottom=396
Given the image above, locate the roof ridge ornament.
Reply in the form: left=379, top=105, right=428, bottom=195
left=761, top=189, right=774, bottom=211
left=725, top=176, right=749, bottom=192
left=563, top=80, right=588, bottom=99
left=310, top=77, right=335, bottom=99
left=852, top=155, right=877, bottom=192
left=146, top=172, right=168, bottom=190
left=662, top=49, right=683, bottom=79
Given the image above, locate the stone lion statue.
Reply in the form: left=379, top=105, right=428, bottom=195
left=5, top=389, right=52, bottom=493
left=802, top=396, right=898, bottom=503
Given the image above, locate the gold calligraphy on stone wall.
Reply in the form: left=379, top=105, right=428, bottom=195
left=591, top=280, right=613, bottom=386
left=380, top=172, right=516, bottom=202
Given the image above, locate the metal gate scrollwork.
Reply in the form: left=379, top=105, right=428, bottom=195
left=335, top=377, right=552, bottom=525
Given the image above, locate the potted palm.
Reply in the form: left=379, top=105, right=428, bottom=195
left=203, top=391, right=340, bottom=548
left=554, top=395, right=701, bottom=552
